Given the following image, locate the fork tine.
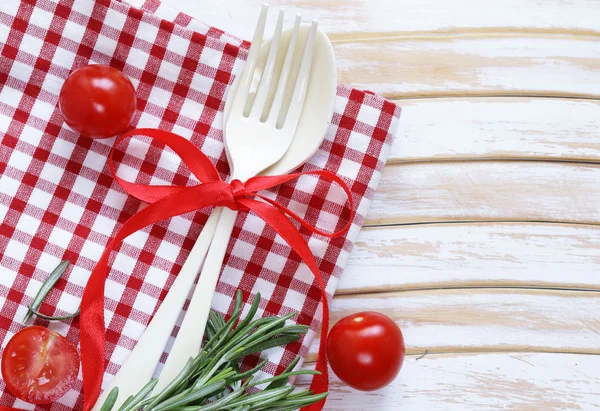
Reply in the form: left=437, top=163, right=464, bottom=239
left=231, top=4, right=268, bottom=116
left=277, top=20, right=318, bottom=131
left=266, top=14, right=301, bottom=127
left=249, top=9, right=284, bottom=120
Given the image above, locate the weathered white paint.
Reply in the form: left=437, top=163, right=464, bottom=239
left=162, top=0, right=600, bottom=38
left=339, top=223, right=600, bottom=293
left=333, top=35, right=600, bottom=98
left=299, top=353, right=600, bottom=410
left=368, top=161, right=600, bottom=225
left=392, top=98, right=600, bottom=162
left=306, top=289, right=600, bottom=358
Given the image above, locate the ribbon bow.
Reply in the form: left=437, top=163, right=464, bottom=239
left=78, top=128, right=355, bottom=411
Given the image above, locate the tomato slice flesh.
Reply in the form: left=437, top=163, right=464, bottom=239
left=2, top=326, right=80, bottom=404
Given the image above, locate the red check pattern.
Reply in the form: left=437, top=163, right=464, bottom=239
left=0, top=0, right=401, bottom=409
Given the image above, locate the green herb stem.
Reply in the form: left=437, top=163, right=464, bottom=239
left=23, top=260, right=70, bottom=323
left=99, top=290, right=326, bottom=411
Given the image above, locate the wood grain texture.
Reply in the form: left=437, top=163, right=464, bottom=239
left=367, top=161, right=600, bottom=225
left=162, top=0, right=600, bottom=38
left=307, top=289, right=600, bottom=357
left=155, top=1, right=600, bottom=410
left=299, top=353, right=600, bottom=411
left=162, top=1, right=600, bottom=99
left=335, top=34, right=600, bottom=99
left=391, top=98, right=600, bottom=163
left=339, top=223, right=600, bottom=293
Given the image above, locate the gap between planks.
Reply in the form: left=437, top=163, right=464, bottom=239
left=385, top=90, right=600, bottom=101
left=303, top=349, right=600, bottom=366
left=363, top=220, right=600, bottom=228
left=330, top=27, right=600, bottom=43
left=335, top=285, right=600, bottom=297
left=305, top=346, right=600, bottom=363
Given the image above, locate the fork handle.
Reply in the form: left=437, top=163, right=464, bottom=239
left=91, top=209, right=222, bottom=411
left=153, top=206, right=239, bottom=392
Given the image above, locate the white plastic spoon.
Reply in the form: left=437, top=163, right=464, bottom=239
left=93, top=6, right=336, bottom=408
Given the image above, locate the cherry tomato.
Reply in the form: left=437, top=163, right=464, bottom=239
left=327, top=311, right=405, bottom=391
left=59, top=64, right=137, bottom=139
left=1, top=326, right=80, bottom=404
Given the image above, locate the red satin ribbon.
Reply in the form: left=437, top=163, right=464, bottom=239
left=74, top=128, right=354, bottom=411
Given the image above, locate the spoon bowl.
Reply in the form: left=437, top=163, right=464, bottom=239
left=224, top=25, right=337, bottom=175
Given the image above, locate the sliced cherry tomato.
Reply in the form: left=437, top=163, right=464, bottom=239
left=1, top=326, right=80, bottom=404
left=327, top=311, right=405, bottom=391
left=59, top=64, right=137, bottom=139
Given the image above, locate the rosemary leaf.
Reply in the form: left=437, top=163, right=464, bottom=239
left=27, top=305, right=80, bottom=321
left=248, top=370, right=321, bottom=388
left=152, top=380, right=226, bottom=411
left=144, top=358, right=195, bottom=410
left=119, top=395, right=134, bottom=411
left=228, top=334, right=303, bottom=361
left=229, top=386, right=294, bottom=408
left=99, top=387, right=119, bottom=411
left=266, top=357, right=301, bottom=390
left=226, top=359, right=268, bottom=385
left=190, top=385, right=245, bottom=411
left=213, top=292, right=244, bottom=348
left=119, top=379, right=158, bottom=411
left=231, top=312, right=296, bottom=349
left=23, top=260, right=70, bottom=323
left=263, top=392, right=329, bottom=410
left=227, top=292, right=261, bottom=341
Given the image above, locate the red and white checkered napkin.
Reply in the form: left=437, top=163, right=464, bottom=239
left=0, top=0, right=400, bottom=409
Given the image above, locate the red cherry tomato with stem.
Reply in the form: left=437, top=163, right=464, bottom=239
left=1, top=326, right=80, bottom=404
left=59, top=64, right=137, bottom=139
left=327, top=311, right=405, bottom=391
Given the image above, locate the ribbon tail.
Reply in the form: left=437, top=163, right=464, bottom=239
left=240, top=199, right=330, bottom=411
left=80, top=186, right=228, bottom=411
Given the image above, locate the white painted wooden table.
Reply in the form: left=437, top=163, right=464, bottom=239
left=163, top=1, right=600, bottom=409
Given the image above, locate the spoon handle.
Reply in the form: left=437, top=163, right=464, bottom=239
left=91, top=209, right=222, bottom=411
left=154, top=206, right=239, bottom=392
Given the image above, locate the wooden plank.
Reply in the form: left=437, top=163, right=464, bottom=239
left=339, top=222, right=600, bottom=293
left=366, top=161, right=600, bottom=226
left=162, top=0, right=600, bottom=39
left=299, top=353, right=600, bottom=410
left=307, top=289, right=600, bottom=358
left=334, top=34, right=600, bottom=99
left=154, top=1, right=600, bottom=98
left=391, top=98, right=600, bottom=163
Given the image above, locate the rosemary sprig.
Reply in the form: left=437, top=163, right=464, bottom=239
left=23, top=260, right=79, bottom=323
left=101, top=290, right=326, bottom=411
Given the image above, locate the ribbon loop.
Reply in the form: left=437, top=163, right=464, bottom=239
left=78, top=128, right=355, bottom=411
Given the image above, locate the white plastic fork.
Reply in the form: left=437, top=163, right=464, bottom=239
left=92, top=6, right=331, bottom=409
left=155, top=8, right=319, bottom=392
